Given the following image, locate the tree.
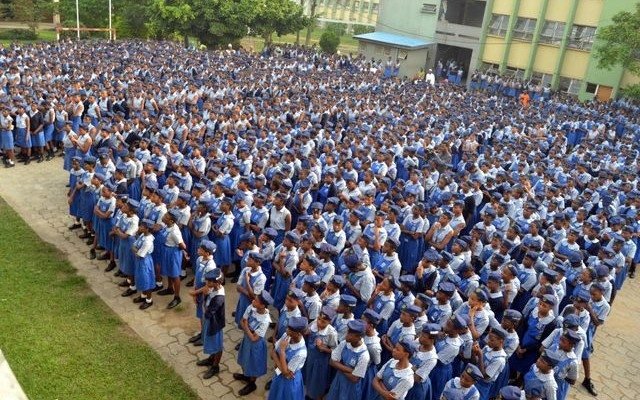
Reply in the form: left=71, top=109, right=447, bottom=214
left=304, top=0, right=319, bottom=46
left=146, top=0, right=194, bottom=45
left=594, top=3, right=640, bottom=99
left=319, top=29, right=339, bottom=54
left=7, top=0, right=52, bottom=31
left=251, top=0, right=306, bottom=46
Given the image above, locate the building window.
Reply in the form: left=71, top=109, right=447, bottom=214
left=539, top=21, right=565, bottom=46
left=559, top=76, right=582, bottom=95
left=568, top=25, right=596, bottom=51
left=531, top=72, right=552, bottom=87
left=513, top=17, right=536, bottom=41
left=371, top=3, right=379, bottom=12
left=488, top=14, right=509, bottom=37
left=585, top=82, right=598, bottom=94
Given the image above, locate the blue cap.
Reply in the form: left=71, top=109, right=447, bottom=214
left=422, top=323, right=441, bottom=335
left=303, top=274, right=321, bottom=287
left=438, top=282, right=456, bottom=296
left=463, top=363, right=484, bottom=381
left=504, top=309, right=522, bottom=322
left=330, top=275, right=345, bottom=287
left=387, top=236, right=400, bottom=247
left=540, top=352, right=558, bottom=367
left=488, top=271, right=502, bottom=282
left=564, top=329, right=581, bottom=344
left=320, top=305, right=337, bottom=320
left=127, top=198, right=140, bottom=209
left=239, top=232, right=255, bottom=243
left=140, top=218, right=155, bottom=228
left=524, top=378, right=546, bottom=398
left=452, top=314, right=469, bottom=329
left=572, top=288, right=590, bottom=302
left=399, top=337, right=418, bottom=355
left=204, top=269, right=222, bottom=281
left=541, top=294, right=557, bottom=306
left=247, top=252, right=263, bottom=262
left=499, top=386, right=522, bottom=400
left=340, top=294, right=357, bottom=307
left=288, top=316, right=308, bottom=333
left=343, top=252, right=360, bottom=269
left=347, top=319, right=366, bottom=334
left=441, top=388, right=465, bottom=400
left=263, top=227, right=278, bottom=239
left=285, top=231, right=300, bottom=244
left=399, top=275, right=416, bottom=287
left=595, top=264, right=610, bottom=277
left=311, top=202, right=323, bottom=210
left=491, top=326, right=508, bottom=339
left=404, top=304, right=422, bottom=316
left=288, top=288, right=305, bottom=300
left=200, top=240, right=217, bottom=254
left=363, top=309, right=381, bottom=326
left=563, top=314, right=580, bottom=329
left=168, top=209, right=182, bottom=221
left=423, top=248, right=441, bottom=262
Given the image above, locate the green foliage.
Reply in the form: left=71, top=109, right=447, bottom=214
left=594, top=3, right=640, bottom=75
left=114, top=2, right=151, bottom=38
left=620, top=83, right=640, bottom=100
left=325, top=21, right=346, bottom=36
left=251, top=0, right=307, bottom=44
left=0, top=200, right=198, bottom=400
left=319, top=29, right=340, bottom=54
left=0, top=28, right=38, bottom=40
left=146, top=0, right=194, bottom=40
left=353, top=24, right=374, bottom=35
left=4, top=0, right=52, bottom=29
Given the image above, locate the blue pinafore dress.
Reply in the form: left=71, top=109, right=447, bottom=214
left=430, top=338, right=454, bottom=400
left=237, top=311, right=268, bottom=377
left=326, top=345, right=368, bottom=400
left=133, top=234, right=155, bottom=292
left=303, top=329, right=332, bottom=399
left=371, top=294, right=393, bottom=335
left=234, top=270, right=262, bottom=327
left=268, top=344, right=305, bottom=400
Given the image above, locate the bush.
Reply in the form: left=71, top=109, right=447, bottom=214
left=325, top=22, right=347, bottom=36
left=319, top=30, right=340, bottom=54
left=353, top=24, right=375, bottom=35
left=0, top=28, right=38, bottom=41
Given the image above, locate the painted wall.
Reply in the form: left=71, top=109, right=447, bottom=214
left=493, top=0, right=515, bottom=15
left=358, top=43, right=431, bottom=77
left=544, top=0, right=570, bottom=22
left=533, top=45, right=559, bottom=74
left=377, top=0, right=439, bottom=40
left=561, top=50, right=590, bottom=79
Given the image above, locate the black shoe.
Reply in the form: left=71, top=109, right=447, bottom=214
left=230, top=276, right=239, bottom=283
left=630, top=271, right=635, bottom=279
left=96, top=245, right=105, bottom=251
left=167, top=297, right=182, bottom=309
left=239, top=382, right=257, bottom=396
left=68, top=223, right=82, bottom=230
left=152, top=285, right=163, bottom=292
left=24, top=158, right=30, bottom=165
left=89, top=249, right=96, bottom=260
left=233, top=373, right=250, bottom=382
left=203, top=365, right=220, bottom=379
left=104, top=261, right=116, bottom=272
left=36, top=156, right=44, bottom=163
left=79, top=232, right=91, bottom=239
left=269, top=322, right=276, bottom=329
left=139, top=301, right=153, bottom=310
left=186, top=278, right=195, bottom=287
left=264, top=380, right=272, bottom=390
left=114, top=270, right=124, bottom=277
left=118, top=280, right=131, bottom=287
left=188, top=333, right=202, bottom=343
left=582, top=379, right=597, bottom=396
left=196, top=358, right=213, bottom=367
left=232, top=311, right=236, bottom=317
left=234, top=343, right=241, bottom=351
left=157, top=288, right=174, bottom=296
left=121, top=288, right=137, bottom=297
left=85, top=238, right=94, bottom=245
left=97, top=253, right=110, bottom=261
left=193, top=338, right=203, bottom=347
left=133, top=296, right=145, bottom=303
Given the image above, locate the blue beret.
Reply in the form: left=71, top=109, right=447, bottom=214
left=263, top=227, right=278, bottom=239
left=140, top=218, right=155, bottom=228
left=285, top=231, right=300, bottom=244
left=399, top=274, right=416, bottom=287
left=464, top=363, right=484, bottom=381
left=329, top=275, right=345, bottom=287
left=423, top=248, right=441, bottom=262
left=303, top=274, right=321, bottom=286
left=178, top=192, right=191, bottom=202
left=168, top=209, right=182, bottom=221
left=524, top=378, right=546, bottom=398
left=84, top=156, right=97, bottom=165
left=288, top=288, right=305, bottom=300
left=347, top=319, right=366, bottom=334
left=204, top=269, right=222, bottom=281
left=340, top=294, right=357, bottom=307
left=127, top=199, right=140, bottom=209
left=288, top=316, right=308, bottom=333
left=422, top=323, right=441, bottom=335
left=452, top=314, right=469, bottom=329
left=248, top=252, right=263, bottom=262
left=499, top=386, right=522, bottom=400
left=320, top=305, right=337, bottom=320
left=541, top=294, right=557, bottom=306
left=564, top=329, right=581, bottom=344
left=438, top=282, right=456, bottom=295
left=258, top=291, right=274, bottom=306
left=311, top=202, right=323, bottom=210
left=363, top=309, right=381, bottom=326
left=488, top=271, right=502, bottom=282
left=503, top=309, right=522, bottom=322
left=540, top=353, right=558, bottom=367
left=404, top=304, right=422, bottom=316
left=563, top=314, right=580, bottom=328
left=200, top=240, right=217, bottom=254
left=398, top=337, right=418, bottom=355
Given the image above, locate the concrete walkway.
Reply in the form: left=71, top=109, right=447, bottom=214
left=0, top=158, right=638, bottom=400
left=0, top=349, right=28, bottom=400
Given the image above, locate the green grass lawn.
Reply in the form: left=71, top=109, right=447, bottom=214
left=0, top=29, right=56, bottom=46
left=241, top=28, right=359, bottom=54
left=0, top=199, right=198, bottom=400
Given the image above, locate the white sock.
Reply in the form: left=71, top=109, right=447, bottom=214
left=156, top=281, right=162, bottom=287
left=146, top=298, right=152, bottom=303
left=129, top=285, right=136, bottom=291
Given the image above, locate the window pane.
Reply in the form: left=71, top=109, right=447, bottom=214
left=489, top=14, right=508, bottom=37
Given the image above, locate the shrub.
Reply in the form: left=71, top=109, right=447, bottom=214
left=0, top=29, right=38, bottom=41
left=319, top=30, right=340, bottom=54
left=353, top=24, right=374, bottom=35
left=325, top=22, right=347, bottom=36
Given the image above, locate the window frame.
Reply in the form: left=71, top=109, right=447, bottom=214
left=512, top=17, right=537, bottom=41
left=539, top=20, right=565, bottom=46
left=567, top=25, right=596, bottom=51
left=488, top=14, right=510, bottom=37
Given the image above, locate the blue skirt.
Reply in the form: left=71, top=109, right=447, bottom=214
left=237, top=336, right=268, bottom=377
left=96, top=218, right=113, bottom=250
left=235, top=293, right=252, bottom=327
left=272, top=272, right=292, bottom=311
left=44, top=124, right=54, bottom=142
left=361, top=364, right=379, bottom=400
left=31, top=132, right=45, bottom=148
left=128, top=178, right=142, bottom=201
left=0, top=130, right=13, bottom=150
left=118, top=236, right=135, bottom=276
left=161, top=245, right=182, bottom=278
left=189, top=236, right=204, bottom=271
left=406, top=377, right=432, bottom=400
left=230, top=225, right=243, bottom=262
left=475, top=379, right=492, bottom=400
left=202, top=318, right=223, bottom=355
left=15, top=128, right=29, bottom=148
left=268, top=370, right=304, bottom=400
left=489, top=362, right=509, bottom=399
left=304, top=346, right=331, bottom=399
left=152, top=230, right=168, bottom=265
left=79, top=191, right=96, bottom=222
left=69, top=191, right=82, bottom=218
left=135, top=255, right=156, bottom=292
left=326, top=370, right=364, bottom=400
left=430, top=362, right=452, bottom=400
left=509, top=350, right=537, bottom=374
left=63, top=147, right=76, bottom=171
left=262, top=260, right=273, bottom=291
left=213, top=236, right=231, bottom=266
left=399, top=235, right=422, bottom=274
left=556, top=376, right=570, bottom=400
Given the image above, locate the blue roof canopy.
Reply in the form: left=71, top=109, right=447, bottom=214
left=353, top=31, right=434, bottom=50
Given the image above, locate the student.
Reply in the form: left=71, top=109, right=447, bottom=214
left=235, top=291, right=273, bottom=395
left=1, top=106, right=15, bottom=167
left=405, top=323, right=439, bottom=400
left=188, top=240, right=217, bottom=346
left=158, top=209, right=189, bottom=309
left=274, top=288, right=304, bottom=342
left=234, top=251, right=266, bottom=327
left=542, top=330, right=580, bottom=400
left=131, top=218, right=156, bottom=309
left=115, top=199, right=141, bottom=297
left=381, top=304, right=419, bottom=364
left=441, top=363, right=483, bottom=400
left=471, top=327, right=507, bottom=400
left=580, top=282, right=610, bottom=396
left=195, top=268, right=225, bottom=379
left=91, top=181, right=116, bottom=261
left=211, top=197, right=234, bottom=279
left=430, top=315, right=467, bottom=400
left=304, top=306, right=338, bottom=400
left=267, top=316, right=309, bottom=400
left=367, top=277, right=396, bottom=335
left=326, top=319, right=371, bottom=400
left=371, top=337, right=416, bottom=400
left=271, top=231, right=301, bottom=311
left=333, top=294, right=357, bottom=343
left=362, top=309, right=383, bottom=400
left=523, top=354, right=559, bottom=400
left=320, top=275, right=344, bottom=311
left=300, top=274, right=323, bottom=321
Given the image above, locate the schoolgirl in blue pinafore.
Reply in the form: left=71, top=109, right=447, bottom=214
left=430, top=335, right=462, bottom=400
left=260, top=233, right=276, bottom=291
left=194, top=252, right=216, bottom=320
left=509, top=307, right=556, bottom=376
left=230, top=202, right=250, bottom=263
left=406, top=347, right=436, bottom=400
left=370, top=293, right=394, bottom=335
left=149, top=206, right=167, bottom=270
left=326, top=341, right=370, bottom=400
left=116, top=211, right=138, bottom=277
left=68, top=162, right=84, bottom=218
left=304, top=318, right=338, bottom=399
left=237, top=306, right=271, bottom=378
left=268, top=335, right=308, bottom=400
left=202, top=285, right=225, bottom=356
left=95, top=191, right=116, bottom=251
left=79, top=172, right=97, bottom=224
left=234, top=265, right=266, bottom=327
left=132, top=231, right=155, bottom=293
left=370, top=359, right=415, bottom=400
left=212, top=210, right=234, bottom=268
left=399, top=214, right=425, bottom=274
left=189, top=207, right=211, bottom=267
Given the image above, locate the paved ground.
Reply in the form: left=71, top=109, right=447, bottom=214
left=0, top=158, right=638, bottom=400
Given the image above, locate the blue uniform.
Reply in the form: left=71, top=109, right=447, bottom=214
left=326, top=341, right=370, bottom=400
left=268, top=336, right=308, bottom=400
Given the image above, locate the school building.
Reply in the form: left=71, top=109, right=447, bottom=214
left=479, top=0, right=639, bottom=101
left=353, top=0, right=639, bottom=100
left=298, top=0, right=381, bottom=27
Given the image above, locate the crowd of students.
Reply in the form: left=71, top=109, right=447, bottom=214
left=1, top=39, right=638, bottom=400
